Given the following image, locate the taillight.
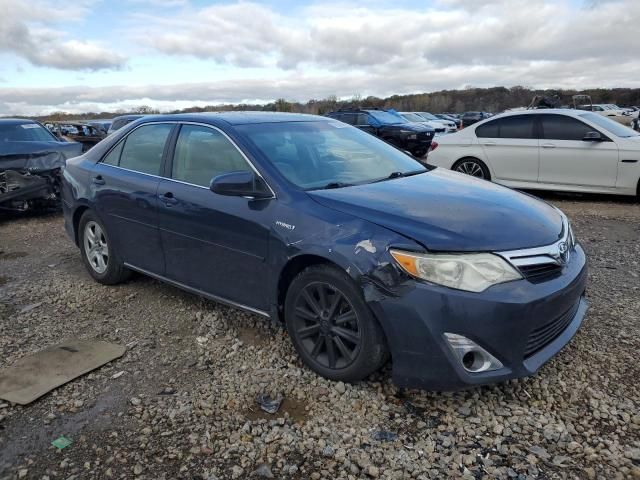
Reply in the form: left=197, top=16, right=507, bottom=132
left=430, top=141, right=439, bottom=152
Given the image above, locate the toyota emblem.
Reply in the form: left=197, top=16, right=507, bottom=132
left=558, top=242, right=569, bottom=263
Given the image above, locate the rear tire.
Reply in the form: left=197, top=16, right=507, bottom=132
left=452, top=157, right=491, bottom=180
left=79, top=210, right=130, bottom=285
left=284, top=265, right=388, bottom=383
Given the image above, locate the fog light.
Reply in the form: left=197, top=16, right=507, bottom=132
left=444, top=333, right=503, bottom=373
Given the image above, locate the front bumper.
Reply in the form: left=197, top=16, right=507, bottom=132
left=371, top=244, right=588, bottom=391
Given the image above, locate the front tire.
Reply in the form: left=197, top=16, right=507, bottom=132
left=79, top=210, right=130, bottom=285
left=284, top=265, right=388, bottom=383
left=452, top=157, right=491, bottom=180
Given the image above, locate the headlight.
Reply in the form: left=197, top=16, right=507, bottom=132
left=390, top=250, right=522, bottom=292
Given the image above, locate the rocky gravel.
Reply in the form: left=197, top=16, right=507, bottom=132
left=0, top=193, right=639, bottom=480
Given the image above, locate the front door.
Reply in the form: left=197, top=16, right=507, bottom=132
left=92, top=123, right=174, bottom=273
left=538, top=114, right=619, bottom=187
left=157, top=124, right=273, bottom=310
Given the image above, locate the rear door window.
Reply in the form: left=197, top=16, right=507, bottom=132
left=118, top=123, right=173, bottom=176
left=171, top=125, right=251, bottom=187
left=475, top=119, right=500, bottom=138
left=355, top=114, right=369, bottom=126
left=341, top=113, right=357, bottom=125
left=540, top=114, right=592, bottom=141
left=476, top=115, right=536, bottom=139
left=497, top=115, right=536, bottom=139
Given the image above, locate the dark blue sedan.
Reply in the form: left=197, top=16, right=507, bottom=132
left=61, top=112, right=588, bottom=390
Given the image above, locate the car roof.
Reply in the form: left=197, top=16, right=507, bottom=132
left=134, top=111, right=327, bottom=126
left=488, top=109, right=592, bottom=119
left=112, top=114, right=145, bottom=121
left=0, top=118, right=38, bottom=125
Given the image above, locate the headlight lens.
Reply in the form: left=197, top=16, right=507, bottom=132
left=390, top=250, right=522, bottom=292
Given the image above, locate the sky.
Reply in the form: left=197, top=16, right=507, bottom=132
left=0, top=0, right=638, bottom=116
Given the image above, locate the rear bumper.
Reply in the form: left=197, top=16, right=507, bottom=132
left=371, top=244, right=588, bottom=391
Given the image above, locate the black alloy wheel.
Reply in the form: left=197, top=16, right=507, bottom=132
left=292, top=281, right=361, bottom=370
left=285, top=265, right=388, bottom=382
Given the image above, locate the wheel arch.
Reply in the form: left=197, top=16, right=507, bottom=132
left=72, top=205, right=91, bottom=246
left=276, top=254, right=348, bottom=322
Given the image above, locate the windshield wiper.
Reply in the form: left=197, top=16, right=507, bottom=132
left=315, top=181, right=355, bottom=190
left=371, top=170, right=426, bottom=183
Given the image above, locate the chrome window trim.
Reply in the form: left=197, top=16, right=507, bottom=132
left=100, top=162, right=165, bottom=180
left=497, top=214, right=575, bottom=268
left=98, top=120, right=277, bottom=199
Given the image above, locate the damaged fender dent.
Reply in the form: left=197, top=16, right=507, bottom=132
left=278, top=219, right=416, bottom=303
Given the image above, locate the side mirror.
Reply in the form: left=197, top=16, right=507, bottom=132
left=583, top=131, right=603, bottom=142
left=210, top=171, right=272, bottom=199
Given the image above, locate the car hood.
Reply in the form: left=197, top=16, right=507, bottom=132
left=384, top=123, right=433, bottom=132
left=308, top=169, right=563, bottom=252
left=0, top=141, right=83, bottom=172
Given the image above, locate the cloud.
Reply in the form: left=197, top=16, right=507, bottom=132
left=2, top=54, right=640, bottom=115
left=133, top=0, right=640, bottom=71
left=2, top=0, right=640, bottom=115
left=0, top=0, right=126, bottom=71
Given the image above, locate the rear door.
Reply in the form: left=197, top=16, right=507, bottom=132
left=538, top=114, right=618, bottom=187
left=92, top=122, right=174, bottom=273
left=156, top=123, right=273, bottom=310
left=476, top=115, right=539, bottom=183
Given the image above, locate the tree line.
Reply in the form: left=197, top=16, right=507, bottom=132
left=32, top=86, right=640, bottom=122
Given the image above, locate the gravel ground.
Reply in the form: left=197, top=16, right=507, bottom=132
left=0, top=193, right=639, bottom=480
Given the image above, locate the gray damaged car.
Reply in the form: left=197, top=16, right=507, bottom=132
left=1, top=119, right=82, bottom=212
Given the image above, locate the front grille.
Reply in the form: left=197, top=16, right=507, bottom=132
left=518, top=262, right=563, bottom=282
left=525, top=301, right=579, bottom=357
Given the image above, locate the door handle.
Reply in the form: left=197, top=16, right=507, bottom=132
left=92, top=175, right=105, bottom=185
left=159, top=192, right=178, bottom=206
left=541, top=144, right=556, bottom=148
left=482, top=141, right=496, bottom=146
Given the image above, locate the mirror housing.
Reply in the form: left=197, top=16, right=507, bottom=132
left=210, top=171, right=272, bottom=199
left=583, top=131, right=603, bottom=142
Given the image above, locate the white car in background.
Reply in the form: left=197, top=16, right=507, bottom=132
left=585, top=104, right=636, bottom=125
left=398, top=112, right=447, bottom=135
left=426, top=109, right=640, bottom=197
left=416, top=112, right=458, bottom=133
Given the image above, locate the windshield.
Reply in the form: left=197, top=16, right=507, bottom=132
left=238, top=121, right=427, bottom=190
left=418, top=112, right=439, bottom=121
left=402, top=113, right=426, bottom=122
left=0, top=123, right=57, bottom=142
left=368, top=110, right=407, bottom=125
left=580, top=113, right=640, bottom=138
